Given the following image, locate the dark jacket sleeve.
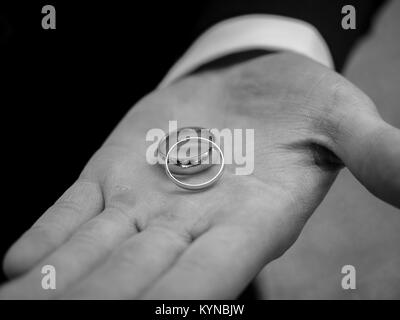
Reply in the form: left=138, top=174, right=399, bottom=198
left=195, top=0, right=387, bottom=71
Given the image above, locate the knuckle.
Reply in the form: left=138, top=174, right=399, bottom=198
left=146, top=224, right=193, bottom=248
left=51, top=200, right=83, bottom=218
left=71, top=218, right=117, bottom=252
left=114, top=226, right=190, bottom=267
left=104, top=204, right=139, bottom=233
left=58, top=180, right=102, bottom=205
left=34, top=202, right=82, bottom=233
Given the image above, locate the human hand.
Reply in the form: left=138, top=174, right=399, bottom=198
left=1, top=52, right=399, bottom=299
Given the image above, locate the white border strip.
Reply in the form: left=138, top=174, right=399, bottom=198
left=159, top=14, right=334, bottom=87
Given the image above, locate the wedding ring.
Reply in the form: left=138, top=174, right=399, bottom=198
left=157, top=127, right=215, bottom=175
left=165, top=136, right=225, bottom=190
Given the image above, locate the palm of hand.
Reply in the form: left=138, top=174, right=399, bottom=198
left=1, top=53, right=385, bottom=299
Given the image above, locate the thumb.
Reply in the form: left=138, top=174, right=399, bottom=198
left=330, top=84, right=400, bottom=208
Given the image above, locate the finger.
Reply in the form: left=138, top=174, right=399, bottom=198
left=61, top=225, right=191, bottom=299
left=0, top=206, right=137, bottom=299
left=143, top=208, right=298, bottom=299
left=3, top=180, right=104, bottom=279
left=328, top=85, right=400, bottom=208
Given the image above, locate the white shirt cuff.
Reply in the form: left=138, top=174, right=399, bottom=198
left=159, top=14, right=334, bottom=88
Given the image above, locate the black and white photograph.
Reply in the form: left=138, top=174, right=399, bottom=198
left=0, top=0, right=399, bottom=307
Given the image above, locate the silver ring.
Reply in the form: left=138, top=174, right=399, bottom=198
left=165, top=136, right=225, bottom=190
left=157, top=127, right=215, bottom=175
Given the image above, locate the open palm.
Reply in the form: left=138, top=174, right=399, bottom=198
left=1, top=53, right=399, bottom=299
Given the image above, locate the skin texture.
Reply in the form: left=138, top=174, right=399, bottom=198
left=257, top=1, right=400, bottom=299
left=0, top=53, right=399, bottom=299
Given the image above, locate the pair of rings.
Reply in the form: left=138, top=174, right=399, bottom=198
left=157, top=127, right=225, bottom=190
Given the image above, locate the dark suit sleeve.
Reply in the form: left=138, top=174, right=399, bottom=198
left=195, top=0, right=387, bottom=71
